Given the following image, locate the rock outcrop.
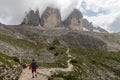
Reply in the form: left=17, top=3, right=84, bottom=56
left=60, top=32, right=107, bottom=50
left=22, top=9, right=40, bottom=26
left=40, top=7, right=62, bottom=28
left=93, top=27, right=108, bottom=33
left=82, top=19, right=94, bottom=31
left=21, top=7, right=108, bottom=33
left=63, top=9, right=83, bottom=30
left=0, top=64, right=21, bottom=80
left=0, top=52, right=21, bottom=80
left=82, top=19, right=108, bottom=33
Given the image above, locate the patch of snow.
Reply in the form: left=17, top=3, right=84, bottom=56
left=93, top=29, right=100, bottom=32
left=83, top=28, right=90, bottom=31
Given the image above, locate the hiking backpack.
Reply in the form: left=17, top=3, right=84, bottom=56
left=32, top=62, right=37, bottom=68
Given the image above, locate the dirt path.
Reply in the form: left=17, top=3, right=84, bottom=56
left=19, top=48, right=73, bottom=80
left=18, top=67, right=48, bottom=80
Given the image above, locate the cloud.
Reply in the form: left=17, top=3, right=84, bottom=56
left=0, top=0, right=120, bottom=32
left=0, top=0, right=34, bottom=24
left=109, top=17, right=120, bottom=32
left=80, top=0, right=120, bottom=32
left=0, top=0, right=81, bottom=25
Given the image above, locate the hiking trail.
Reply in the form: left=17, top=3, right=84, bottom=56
left=19, top=48, right=74, bottom=80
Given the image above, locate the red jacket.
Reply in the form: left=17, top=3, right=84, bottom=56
left=29, top=62, right=38, bottom=70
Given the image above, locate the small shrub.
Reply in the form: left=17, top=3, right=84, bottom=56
left=70, top=59, right=78, bottom=64
left=51, top=72, right=79, bottom=80
left=49, top=46, right=55, bottom=50
left=52, top=39, right=60, bottom=45
left=54, top=52, right=59, bottom=56
left=13, top=57, right=20, bottom=63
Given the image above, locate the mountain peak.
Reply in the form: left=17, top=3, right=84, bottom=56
left=21, top=7, right=107, bottom=33
left=63, top=9, right=83, bottom=30
left=40, top=7, right=62, bottom=28
left=22, top=9, right=40, bottom=26
left=71, top=9, right=83, bottom=19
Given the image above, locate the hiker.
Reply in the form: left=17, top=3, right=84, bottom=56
left=29, top=59, right=38, bottom=78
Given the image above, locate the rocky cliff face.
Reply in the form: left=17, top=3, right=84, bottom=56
left=82, top=19, right=108, bottom=33
left=63, top=9, right=83, bottom=30
left=40, top=7, right=62, bottom=28
left=22, top=10, right=40, bottom=26
left=93, top=27, right=108, bottom=33
left=21, top=7, right=107, bottom=33
left=82, top=19, right=94, bottom=31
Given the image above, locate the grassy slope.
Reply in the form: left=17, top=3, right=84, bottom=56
left=41, top=40, right=68, bottom=68
left=50, top=48, right=120, bottom=80
left=0, top=33, right=37, bottom=49
left=72, top=49, right=120, bottom=80
left=0, top=52, right=20, bottom=67
left=0, top=30, right=68, bottom=67
left=0, top=33, right=44, bottom=56
left=0, top=52, right=22, bottom=80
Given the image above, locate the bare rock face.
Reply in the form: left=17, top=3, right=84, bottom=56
left=93, top=27, right=108, bottom=33
left=60, top=32, right=107, bottom=50
left=82, top=19, right=108, bottom=33
left=63, top=9, right=83, bottom=30
left=22, top=10, right=40, bottom=26
left=82, top=19, right=94, bottom=31
left=40, top=7, right=62, bottom=28
left=20, top=7, right=107, bottom=33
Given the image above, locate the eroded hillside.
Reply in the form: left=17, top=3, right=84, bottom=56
left=0, top=24, right=120, bottom=80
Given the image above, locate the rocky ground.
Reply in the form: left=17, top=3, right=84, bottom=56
left=18, top=48, right=120, bottom=80
left=0, top=52, right=21, bottom=80
left=0, top=24, right=120, bottom=80
left=19, top=48, right=73, bottom=80
left=4, top=25, right=120, bottom=52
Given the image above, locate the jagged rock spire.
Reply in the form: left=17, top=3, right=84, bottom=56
left=40, top=7, right=62, bottom=28
left=63, top=9, right=83, bottom=30
left=21, top=7, right=107, bottom=33
left=22, top=9, right=40, bottom=26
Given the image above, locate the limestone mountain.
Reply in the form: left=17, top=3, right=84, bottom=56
left=63, top=9, right=83, bottom=30
left=40, top=7, right=62, bottom=28
left=21, top=7, right=107, bottom=32
left=82, top=19, right=94, bottom=31
left=22, top=9, right=40, bottom=26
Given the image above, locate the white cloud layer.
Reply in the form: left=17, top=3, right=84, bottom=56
left=0, top=0, right=120, bottom=32
left=0, top=0, right=81, bottom=25
left=81, top=0, right=120, bottom=32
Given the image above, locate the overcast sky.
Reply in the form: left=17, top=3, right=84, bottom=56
left=0, top=0, right=120, bottom=32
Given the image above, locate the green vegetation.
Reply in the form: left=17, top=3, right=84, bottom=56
left=0, top=52, right=22, bottom=80
left=0, top=34, right=37, bottom=49
left=48, top=39, right=66, bottom=55
left=49, top=72, right=79, bottom=80
left=52, top=39, right=60, bottom=45
left=41, top=58, right=68, bottom=68
left=0, top=52, right=20, bottom=67
left=51, top=48, right=120, bottom=80
left=48, top=45, right=67, bottom=56
left=0, top=33, right=45, bottom=55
